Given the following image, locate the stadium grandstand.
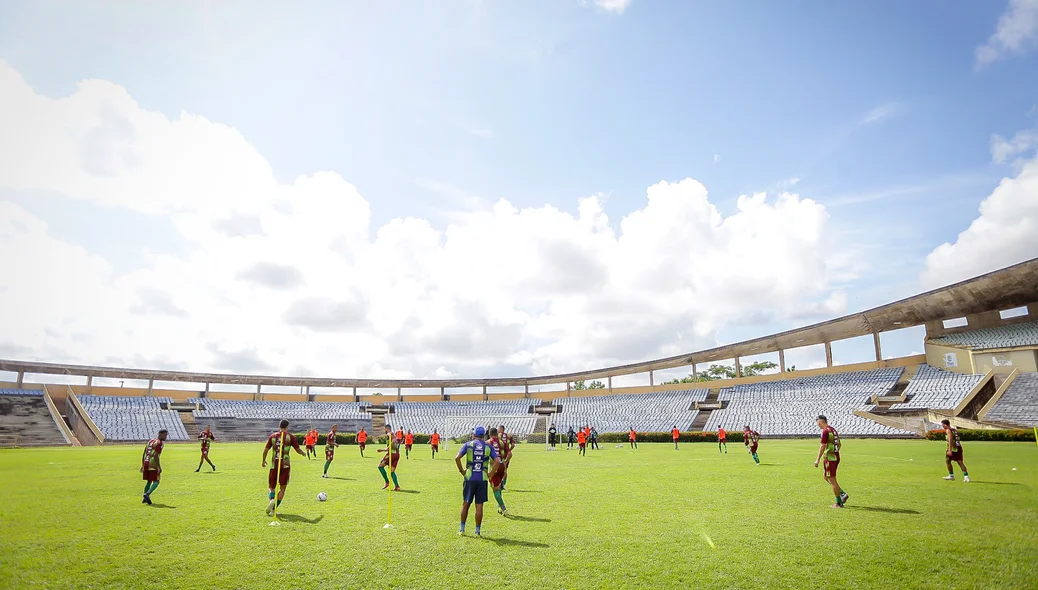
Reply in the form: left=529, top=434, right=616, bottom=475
left=0, top=258, right=1036, bottom=446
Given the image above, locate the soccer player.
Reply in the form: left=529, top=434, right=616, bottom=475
left=262, top=419, right=305, bottom=516
left=566, top=426, right=576, bottom=450
left=456, top=426, right=501, bottom=536
left=548, top=423, right=558, bottom=449
left=718, top=427, right=727, bottom=454
left=431, top=429, right=441, bottom=459
left=590, top=426, right=600, bottom=451
left=488, top=427, right=512, bottom=515
left=357, top=427, right=368, bottom=457
left=395, top=427, right=404, bottom=445
left=140, top=429, right=167, bottom=505
left=378, top=425, right=401, bottom=490
left=304, top=428, right=318, bottom=460
left=323, top=424, right=339, bottom=478
left=628, top=427, right=638, bottom=449
left=941, top=419, right=970, bottom=482
left=499, top=424, right=515, bottom=490
left=814, top=415, right=849, bottom=508
left=576, top=428, right=587, bottom=456
left=671, top=426, right=680, bottom=450
left=195, top=425, right=216, bottom=472
left=404, top=430, right=414, bottom=459
left=744, top=425, right=760, bottom=464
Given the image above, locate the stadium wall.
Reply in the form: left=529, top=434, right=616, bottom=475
left=925, top=343, right=974, bottom=373
left=971, top=349, right=1038, bottom=374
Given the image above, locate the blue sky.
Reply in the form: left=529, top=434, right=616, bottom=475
left=0, top=0, right=1036, bottom=382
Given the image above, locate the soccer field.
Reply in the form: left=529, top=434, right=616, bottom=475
left=2, top=440, right=1036, bottom=589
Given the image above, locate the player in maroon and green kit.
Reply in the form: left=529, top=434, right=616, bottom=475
left=262, top=419, right=305, bottom=516
left=140, top=429, right=167, bottom=505
left=195, top=425, right=216, bottom=472
left=322, top=424, right=339, bottom=478
left=498, top=424, right=515, bottom=491
left=743, top=425, right=760, bottom=465
left=488, top=427, right=513, bottom=515
left=814, top=415, right=849, bottom=508
left=941, top=419, right=970, bottom=482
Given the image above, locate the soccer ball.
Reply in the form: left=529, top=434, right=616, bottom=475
left=317, top=492, right=327, bottom=502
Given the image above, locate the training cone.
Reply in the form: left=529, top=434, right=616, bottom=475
left=269, top=521, right=280, bottom=527
left=383, top=523, right=395, bottom=529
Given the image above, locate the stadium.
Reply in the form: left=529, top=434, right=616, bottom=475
left=2, top=259, right=1037, bottom=588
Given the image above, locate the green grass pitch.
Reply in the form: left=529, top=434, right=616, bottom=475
left=2, top=439, right=1037, bottom=589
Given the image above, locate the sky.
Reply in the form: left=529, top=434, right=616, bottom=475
left=1, top=0, right=1037, bottom=387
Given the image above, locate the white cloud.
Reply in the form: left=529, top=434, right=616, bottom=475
left=582, top=0, right=633, bottom=14
left=713, top=154, right=720, bottom=163
left=0, top=60, right=850, bottom=379
left=976, top=0, right=1038, bottom=67
left=859, top=103, right=898, bottom=125
left=991, top=128, right=1038, bottom=163
left=920, top=154, right=1038, bottom=288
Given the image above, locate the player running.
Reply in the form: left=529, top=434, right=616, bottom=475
left=304, top=428, right=318, bottom=460
left=672, top=426, right=680, bottom=450
left=404, top=430, right=414, bottom=459
left=322, top=424, right=339, bottom=478
left=195, top=425, right=217, bottom=472
left=140, top=429, right=167, bottom=505
left=378, top=425, right=401, bottom=490
left=941, top=419, right=970, bottom=482
left=628, top=427, right=638, bottom=449
left=576, top=428, right=587, bottom=456
left=262, top=420, right=305, bottom=516
left=431, top=429, right=441, bottom=459
left=744, top=425, right=760, bottom=464
left=718, top=427, right=727, bottom=454
left=488, top=427, right=512, bottom=515
left=456, top=426, right=502, bottom=536
left=814, top=415, right=849, bottom=508
left=357, top=427, right=368, bottom=457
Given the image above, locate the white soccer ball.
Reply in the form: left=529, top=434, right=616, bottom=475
left=317, top=491, right=327, bottom=502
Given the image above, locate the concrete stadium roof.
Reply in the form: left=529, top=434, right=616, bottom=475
left=2, top=257, right=1036, bottom=389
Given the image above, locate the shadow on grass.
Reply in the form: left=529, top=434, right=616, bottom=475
left=394, top=489, right=421, bottom=494
left=482, top=537, right=550, bottom=549
left=330, top=477, right=354, bottom=481
left=277, top=514, right=324, bottom=524
left=967, top=481, right=1020, bottom=486
left=845, top=505, right=920, bottom=515
left=507, top=490, right=542, bottom=494
left=149, top=504, right=176, bottom=509
left=504, top=515, right=551, bottom=523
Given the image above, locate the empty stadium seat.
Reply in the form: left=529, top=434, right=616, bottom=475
left=0, top=389, right=69, bottom=446
left=79, top=395, right=189, bottom=441
left=552, top=390, right=708, bottom=432
left=984, top=372, right=1038, bottom=427
left=929, top=321, right=1038, bottom=350
left=889, top=365, right=984, bottom=410
left=388, top=400, right=539, bottom=438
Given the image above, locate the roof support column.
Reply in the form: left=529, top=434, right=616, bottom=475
left=440, top=386, right=445, bottom=401
left=148, top=379, right=154, bottom=397
left=255, top=383, right=261, bottom=401
left=566, top=381, right=571, bottom=398
left=204, top=382, right=209, bottom=399
left=608, top=376, right=613, bottom=395
left=824, top=342, right=833, bottom=368
left=778, top=350, right=786, bottom=373
left=352, top=386, right=358, bottom=403
left=691, top=363, right=697, bottom=380
left=397, top=387, right=402, bottom=402
left=649, top=370, right=654, bottom=388
left=524, top=384, right=529, bottom=399
left=86, top=375, right=93, bottom=394
left=734, top=356, right=742, bottom=378
left=482, top=385, right=488, bottom=402
left=873, top=332, right=883, bottom=362
left=15, top=371, right=24, bottom=389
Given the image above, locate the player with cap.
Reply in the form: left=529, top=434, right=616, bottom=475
left=455, top=426, right=502, bottom=536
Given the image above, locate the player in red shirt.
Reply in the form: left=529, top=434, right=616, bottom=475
left=323, top=424, right=339, bottom=478
left=357, top=427, right=368, bottom=457
left=195, top=425, right=216, bottom=472
left=941, top=419, right=970, bottom=482
left=498, top=424, right=515, bottom=490
left=431, top=430, right=441, bottom=459
left=814, top=415, right=848, bottom=508
left=628, top=427, right=638, bottom=449
left=743, top=426, right=760, bottom=464
left=262, top=419, right=305, bottom=516
left=404, top=430, right=415, bottom=459
left=140, top=429, right=167, bottom=505
left=488, top=427, right=512, bottom=515
left=576, top=429, right=587, bottom=456
left=671, top=426, right=681, bottom=450
left=395, top=428, right=404, bottom=445
left=304, top=428, right=318, bottom=460
left=378, top=424, right=401, bottom=490
left=717, top=427, right=727, bottom=454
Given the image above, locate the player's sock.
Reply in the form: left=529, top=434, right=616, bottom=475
left=459, top=521, right=466, bottom=533
left=144, top=483, right=150, bottom=494
left=148, top=481, right=159, bottom=494
left=269, top=491, right=275, bottom=500
left=276, top=499, right=282, bottom=508
left=378, top=466, right=389, bottom=484
left=493, top=489, right=505, bottom=510
left=475, top=525, right=481, bottom=536
left=323, top=461, right=331, bottom=474
left=390, top=472, right=399, bottom=488
left=501, top=477, right=507, bottom=490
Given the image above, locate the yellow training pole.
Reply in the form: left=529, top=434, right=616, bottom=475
left=1033, top=427, right=1037, bottom=447
left=272, top=430, right=285, bottom=525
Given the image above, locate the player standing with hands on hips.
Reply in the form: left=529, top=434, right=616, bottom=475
left=455, top=426, right=501, bottom=537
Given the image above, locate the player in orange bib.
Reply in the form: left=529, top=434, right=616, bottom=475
left=404, top=430, right=415, bottom=459
left=672, top=426, right=680, bottom=450
left=431, top=430, right=441, bottom=459
left=304, top=428, right=318, bottom=460
left=628, top=427, right=638, bottom=449
left=718, top=427, right=727, bottom=454
left=357, top=427, right=368, bottom=457
left=576, top=429, right=587, bottom=456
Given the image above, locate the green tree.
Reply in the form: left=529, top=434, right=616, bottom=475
left=571, top=380, right=607, bottom=390
left=662, top=361, right=779, bottom=383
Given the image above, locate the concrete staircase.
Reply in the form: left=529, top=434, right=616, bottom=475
left=179, top=410, right=199, bottom=440
left=691, top=388, right=720, bottom=431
